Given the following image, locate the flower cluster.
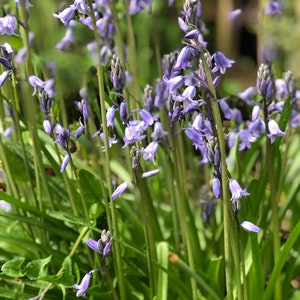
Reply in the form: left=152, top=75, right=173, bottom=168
left=74, top=230, right=113, bottom=297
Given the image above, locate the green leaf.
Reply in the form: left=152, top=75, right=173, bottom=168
left=263, top=220, right=300, bottom=300
left=78, top=169, right=102, bottom=204
left=157, top=242, right=169, bottom=300
left=1, top=258, right=26, bottom=277
left=57, top=256, right=75, bottom=286
left=24, top=255, right=52, bottom=280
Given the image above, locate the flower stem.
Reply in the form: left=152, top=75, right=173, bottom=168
left=87, top=2, right=126, bottom=298
left=200, top=49, right=234, bottom=300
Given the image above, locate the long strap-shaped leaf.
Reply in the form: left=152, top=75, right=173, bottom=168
left=263, top=220, right=300, bottom=300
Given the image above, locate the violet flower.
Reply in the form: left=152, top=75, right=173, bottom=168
left=73, top=271, right=93, bottom=297
left=106, top=107, right=115, bottom=129
left=43, top=119, right=52, bottom=135
left=110, top=55, right=126, bottom=92
left=53, top=5, right=76, bottom=26
left=212, top=177, right=221, bottom=199
left=60, top=154, right=70, bottom=173
left=142, top=141, right=159, bottom=165
left=140, top=109, right=158, bottom=128
left=129, top=0, right=153, bottom=15
left=0, top=71, right=12, bottom=88
left=56, top=20, right=76, bottom=51
left=141, top=168, right=160, bottom=178
left=120, top=101, right=127, bottom=124
left=240, top=221, right=260, bottom=233
left=229, top=9, right=242, bottom=21
left=123, top=121, right=147, bottom=147
left=238, top=130, right=257, bottom=151
left=0, top=15, right=18, bottom=35
left=212, top=51, right=235, bottom=74
left=266, top=119, right=286, bottom=143
left=229, top=179, right=249, bottom=200
left=151, top=122, right=168, bottom=140
left=173, top=46, right=191, bottom=71
left=86, top=229, right=113, bottom=259
left=15, top=0, right=33, bottom=7
left=111, top=182, right=128, bottom=200
left=54, top=124, right=70, bottom=150
left=264, top=0, right=283, bottom=16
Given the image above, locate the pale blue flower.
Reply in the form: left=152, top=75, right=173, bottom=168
left=74, top=272, right=93, bottom=297
left=240, top=221, right=260, bottom=233
left=111, top=182, right=128, bottom=200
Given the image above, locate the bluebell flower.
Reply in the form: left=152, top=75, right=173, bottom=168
left=139, top=109, right=158, bottom=128
left=168, top=0, right=175, bottom=7
left=0, top=200, right=12, bottom=212
left=54, top=124, right=70, bottom=150
left=1, top=43, right=14, bottom=62
left=240, top=221, right=260, bottom=233
left=97, top=14, right=114, bottom=39
left=169, top=106, right=181, bottom=125
left=172, top=85, right=196, bottom=102
left=73, top=0, right=90, bottom=14
left=173, top=46, right=191, bottom=71
left=238, top=130, right=257, bottom=151
left=0, top=15, right=18, bottom=35
left=86, top=229, right=112, bottom=257
left=219, top=99, right=231, bottom=120
left=75, top=125, right=85, bottom=139
left=229, top=178, right=249, bottom=203
left=56, top=20, right=76, bottom=51
left=264, top=0, right=283, bottom=16
left=0, top=57, right=13, bottom=70
left=15, top=0, right=33, bottom=7
left=123, top=121, right=147, bottom=147
left=229, top=9, right=242, bottom=21
left=212, top=177, right=221, bottom=199
left=142, top=141, right=159, bottom=165
left=73, top=271, right=93, bottom=297
left=251, top=105, right=261, bottom=121
left=178, top=17, right=189, bottom=32
left=60, top=154, right=70, bottom=173
left=231, top=108, right=243, bottom=125
left=120, top=101, right=127, bottom=124
left=266, top=119, right=286, bottom=143
left=111, top=182, right=128, bottom=200
left=129, top=0, right=153, bottom=15
left=143, top=84, right=155, bottom=112
left=43, top=119, right=52, bottom=135
left=0, top=71, right=12, bottom=88
left=247, top=118, right=266, bottom=138
left=151, top=122, right=168, bottom=140
left=103, top=241, right=113, bottom=257
left=29, top=76, right=56, bottom=98
left=184, top=29, right=199, bottom=39
left=98, top=132, right=118, bottom=151
left=212, top=51, right=235, bottom=74
left=185, top=127, right=204, bottom=151
left=106, top=107, right=115, bottom=129
left=53, top=5, right=76, bottom=26
left=110, top=55, right=126, bottom=92
left=257, top=63, right=274, bottom=99
left=164, top=75, right=185, bottom=94
left=238, top=86, right=256, bottom=105
left=154, top=79, right=169, bottom=108
left=141, top=168, right=160, bottom=178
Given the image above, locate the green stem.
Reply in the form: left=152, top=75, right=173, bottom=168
left=87, top=2, right=125, bottom=299
left=200, top=49, right=234, bottom=300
